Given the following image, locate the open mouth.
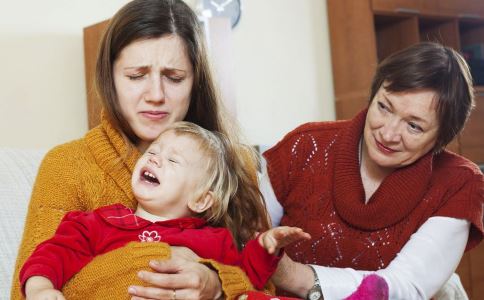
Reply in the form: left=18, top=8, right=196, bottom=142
left=141, top=169, right=160, bottom=185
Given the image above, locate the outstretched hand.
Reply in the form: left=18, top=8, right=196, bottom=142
left=258, top=226, right=311, bottom=255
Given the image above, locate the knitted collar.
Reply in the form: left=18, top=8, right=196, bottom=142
left=85, top=111, right=141, bottom=202
left=96, top=204, right=207, bottom=230
left=333, top=110, right=433, bottom=230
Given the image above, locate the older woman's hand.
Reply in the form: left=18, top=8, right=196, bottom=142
left=271, top=254, right=314, bottom=298
left=128, top=248, right=223, bottom=300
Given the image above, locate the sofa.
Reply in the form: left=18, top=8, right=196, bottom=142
left=0, top=147, right=470, bottom=300
left=0, top=148, right=46, bottom=299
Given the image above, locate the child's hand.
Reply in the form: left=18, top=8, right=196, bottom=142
left=25, top=276, right=66, bottom=300
left=27, top=289, right=65, bottom=300
left=258, top=226, right=311, bottom=255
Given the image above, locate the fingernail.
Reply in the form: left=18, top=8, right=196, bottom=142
left=137, top=271, right=144, bottom=279
left=128, top=286, right=136, bottom=293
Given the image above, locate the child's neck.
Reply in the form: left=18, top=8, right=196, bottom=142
left=135, top=205, right=170, bottom=222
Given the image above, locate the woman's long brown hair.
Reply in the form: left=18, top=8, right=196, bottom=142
left=95, top=0, right=269, bottom=247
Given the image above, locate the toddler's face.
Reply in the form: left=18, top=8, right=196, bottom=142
left=132, top=130, right=208, bottom=219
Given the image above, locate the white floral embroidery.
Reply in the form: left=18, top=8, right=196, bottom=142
left=139, top=230, right=161, bottom=242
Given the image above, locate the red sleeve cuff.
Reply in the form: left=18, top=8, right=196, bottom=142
left=241, top=237, right=282, bottom=290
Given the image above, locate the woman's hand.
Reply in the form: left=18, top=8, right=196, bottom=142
left=271, top=254, right=314, bottom=298
left=128, top=257, right=223, bottom=300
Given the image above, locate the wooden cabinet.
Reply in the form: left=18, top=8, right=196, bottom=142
left=460, top=87, right=484, bottom=163
left=83, top=20, right=109, bottom=129
left=327, top=0, right=484, bottom=298
left=327, top=0, right=484, bottom=164
left=372, top=0, right=421, bottom=14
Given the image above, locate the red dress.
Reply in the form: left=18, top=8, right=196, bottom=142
left=20, top=204, right=281, bottom=291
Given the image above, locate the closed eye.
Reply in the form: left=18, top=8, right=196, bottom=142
left=408, top=122, right=423, bottom=133
left=127, top=74, right=145, bottom=80
left=165, top=75, right=184, bottom=83
left=168, top=158, right=179, bottom=164
left=377, top=101, right=389, bottom=112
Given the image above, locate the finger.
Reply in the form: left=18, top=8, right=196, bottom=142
left=137, top=269, right=202, bottom=290
left=137, top=270, right=181, bottom=289
left=149, top=257, right=189, bottom=274
left=170, top=246, right=200, bottom=262
left=128, top=285, right=175, bottom=299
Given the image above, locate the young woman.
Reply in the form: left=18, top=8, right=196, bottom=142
left=12, top=1, right=268, bottom=299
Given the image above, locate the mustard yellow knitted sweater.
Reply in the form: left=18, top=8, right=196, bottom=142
left=11, top=115, right=255, bottom=299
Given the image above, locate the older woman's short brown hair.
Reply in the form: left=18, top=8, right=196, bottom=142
left=369, top=42, right=474, bottom=151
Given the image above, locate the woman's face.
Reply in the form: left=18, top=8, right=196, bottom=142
left=113, top=35, right=194, bottom=151
left=363, top=85, right=439, bottom=170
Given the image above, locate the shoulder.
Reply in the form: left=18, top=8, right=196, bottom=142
left=37, top=139, right=86, bottom=177
left=265, top=120, right=349, bottom=155
left=434, top=151, right=483, bottom=180
left=284, top=120, right=349, bottom=140
left=35, top=128, right=103, bottom=188
left=41, top=126, right=104, bottom=170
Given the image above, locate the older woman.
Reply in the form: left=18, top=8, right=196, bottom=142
left=261, top=42, right=483, bottom=299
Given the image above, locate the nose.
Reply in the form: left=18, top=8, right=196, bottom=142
left=144, top=75, right=165, bottom=104
left=148, top=155, right=161, bottom=167
left=379, top=118, right=401, bottom=143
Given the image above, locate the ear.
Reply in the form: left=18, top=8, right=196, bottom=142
left=188, top=191, right=214, bottom=213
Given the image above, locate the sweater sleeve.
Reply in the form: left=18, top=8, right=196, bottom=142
left=11, top=142, right=85, bottom=299
left=205, top=230, right=280, bottom=292
left=315, top=217, right=470, bottom=300
left=19, top=211, right=96, bottom=293
left=238, top=238, right=282, bottom=290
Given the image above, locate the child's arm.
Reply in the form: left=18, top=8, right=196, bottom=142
left=25, top=276, right=66, bottom=300
left=258, top=226, right=311, bottom=255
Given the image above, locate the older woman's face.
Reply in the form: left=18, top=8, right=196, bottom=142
left=113, top=35, right=194, bottom=151
left=363, top=86, right=439, bottom=170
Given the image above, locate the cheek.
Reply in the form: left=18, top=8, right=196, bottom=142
left=170, top=87, right=192, bottom=116
left=403, top=136, right=436, bottom=157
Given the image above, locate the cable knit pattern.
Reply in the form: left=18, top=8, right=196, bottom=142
left=264, top=110, right=483, bottom=271
left=11, top=114, right=253, bottom=299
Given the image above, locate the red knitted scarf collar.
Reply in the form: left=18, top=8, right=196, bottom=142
left=333, top=110, right=434, bottom=230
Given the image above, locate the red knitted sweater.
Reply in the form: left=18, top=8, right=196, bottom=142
left=263, top=110, right=484, bottom=270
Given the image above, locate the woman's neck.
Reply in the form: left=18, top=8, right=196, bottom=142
left=360, top=138, right=394, bottom=202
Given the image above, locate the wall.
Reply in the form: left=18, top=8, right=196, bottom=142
left=0, top=0, right=334, bottom=149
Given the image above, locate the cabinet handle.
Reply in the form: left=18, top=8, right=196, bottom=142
left=459, top=13, right=481, bottom=19
left=395, top=7, right=420, bottom=15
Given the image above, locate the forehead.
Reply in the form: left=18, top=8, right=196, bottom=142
left=153, top=130, right=204, bottom=157
left=115, top=35, right=192, bottom=70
